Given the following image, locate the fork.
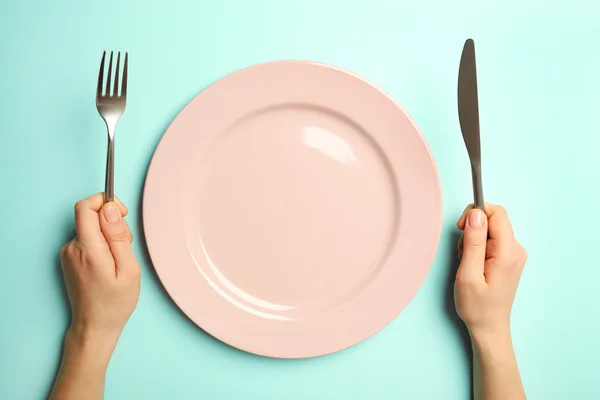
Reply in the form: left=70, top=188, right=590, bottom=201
left=96, top=51, right=128, bottom=204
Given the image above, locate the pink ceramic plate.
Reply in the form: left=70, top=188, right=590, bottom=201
left=143, top=61, right=442, bottom=358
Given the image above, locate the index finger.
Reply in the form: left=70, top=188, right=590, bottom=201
left=484, top=203, right=514, bottom=242
left=74, top=193, right=128, bottom=245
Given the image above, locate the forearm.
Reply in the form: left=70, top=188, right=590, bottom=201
left=471, top=329, right=525, bottom=400
left=49, top=328, right=118, bottom=400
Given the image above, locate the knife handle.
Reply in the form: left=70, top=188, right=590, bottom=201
left=471, top=163, right=485, bottom=210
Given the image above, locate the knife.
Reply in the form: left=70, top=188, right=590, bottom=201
left=458, top=38, right=485, bottom=210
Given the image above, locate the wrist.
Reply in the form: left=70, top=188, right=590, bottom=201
left=65, top=326, right=120, bottom=369
left=50, top=326, right=119, bottom=399
left=469, top=325, right=514, bottom=359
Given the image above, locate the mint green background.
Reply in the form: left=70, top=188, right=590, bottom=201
left=1, top=1, right=599, bottom=399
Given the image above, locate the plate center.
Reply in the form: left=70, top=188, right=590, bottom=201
left=190, top=104, right=397, bottom=312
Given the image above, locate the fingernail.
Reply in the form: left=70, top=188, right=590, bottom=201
left=104, top=204, right=121, bottom=224
left=468, top=209, right=484, bottom=228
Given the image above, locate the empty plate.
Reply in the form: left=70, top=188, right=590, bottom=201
left=143, top=61, right=442, bottom=358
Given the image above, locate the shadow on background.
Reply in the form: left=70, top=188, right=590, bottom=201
left=443, top=230, right=473, bottom=399
left=46, top=219, right=76, bottom=399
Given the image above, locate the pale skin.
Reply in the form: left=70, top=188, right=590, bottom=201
left=50, top=196, right=525, bottom=399
left=455, top=203, right=527, bottom=400
left=50, top=193, right=140, bottom=400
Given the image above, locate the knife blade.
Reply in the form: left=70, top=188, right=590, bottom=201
left=458, top=38, right=485, bottom=210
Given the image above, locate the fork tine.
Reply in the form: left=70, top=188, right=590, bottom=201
left=113, top=52, right=121, bottom=97
left=121, top=52, right=128, bottom=98
left=96, top=51, right=106, bottom=99
left=106, top=51, right=113, bottom=96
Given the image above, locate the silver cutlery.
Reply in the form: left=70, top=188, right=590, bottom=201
left=96, top=51, right=128, bottom=204
left=458, top=39, right=484, bottom=210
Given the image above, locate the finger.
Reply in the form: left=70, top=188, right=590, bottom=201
left=457, top=204, right=475, bottom=230
left=59, top=242, right=70, bottom=266
left=76, top=193, right=128, bottom=215
left=74, top=194, right=129, bottom=245
left=484, top=238, right=501, bottom=260
left=124, top=219, right=134, bottom=243
left=99, top=202, right=138, bottom=274
left=74, top=196, right=104, bottom=245
left=483, top=203, right=514, bottom=242
left=457, top=209, right=488, bottom=280
left=458, top=237, right=499, bottom=263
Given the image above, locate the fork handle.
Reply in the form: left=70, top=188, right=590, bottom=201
left=105, top=136, right=115, bottom=203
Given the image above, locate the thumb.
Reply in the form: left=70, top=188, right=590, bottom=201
left=458, top=209, right=488, bottom=280
left=100, top=202, right=137, bottom=273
